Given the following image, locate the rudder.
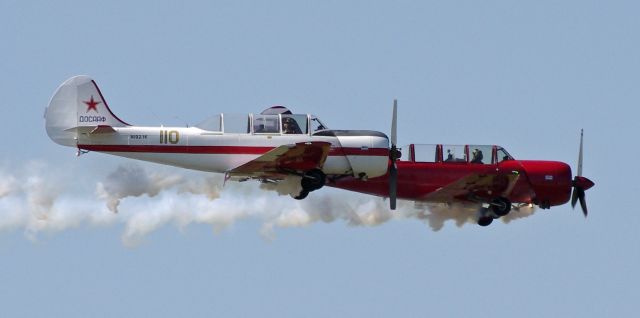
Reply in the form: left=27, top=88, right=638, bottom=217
left=45, top=75, right=129, bottom=147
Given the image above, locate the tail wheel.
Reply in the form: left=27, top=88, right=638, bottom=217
left=301, top=169, right=326, bottom=192
left=491, top=197, right=511, bottom=217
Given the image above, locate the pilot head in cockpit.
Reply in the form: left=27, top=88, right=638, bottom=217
left=282, top=117, right=302, bottom=134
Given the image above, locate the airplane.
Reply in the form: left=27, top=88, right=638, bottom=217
left=45, top=75, right=594, bottom=226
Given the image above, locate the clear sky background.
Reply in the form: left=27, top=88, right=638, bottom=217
left=1, top=0, right=638, bottom=317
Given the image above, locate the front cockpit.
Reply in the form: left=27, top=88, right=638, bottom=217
left=401, top=144, right=514, bottom=164
left=195, top=106, right=329, bottom=135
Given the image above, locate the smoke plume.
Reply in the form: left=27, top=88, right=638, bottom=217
left=0, top=161, right=537, bottom=245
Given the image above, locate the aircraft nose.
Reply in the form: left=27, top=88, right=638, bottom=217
left=518, top=160, right=572, bottom=207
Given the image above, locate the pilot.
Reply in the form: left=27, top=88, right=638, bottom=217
left=445, top=149, right=454, bottom=162
left=471, top=149, right=484, bottom=164
left=282, top=117, right=302, bottom=134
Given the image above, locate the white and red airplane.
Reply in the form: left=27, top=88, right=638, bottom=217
left=45, top=76, right=594, bottom=226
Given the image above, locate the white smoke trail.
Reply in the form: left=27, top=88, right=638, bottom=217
left=501, top=204, right=537, bottom=223
left=0, top=175, right=18, bottom=198
left=96, top=164, right=184, bottom=213
left=0, top=161, right=116, bottom=239
left=259, top=175, right=303, bottom=196
left=409, top=202, right=537, bottom=231
left=0, top=161, right=536, bottom=245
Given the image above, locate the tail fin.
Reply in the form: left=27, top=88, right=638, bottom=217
left=45, top=75, right=129, bottom=147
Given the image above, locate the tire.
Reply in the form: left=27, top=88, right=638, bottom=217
left=301, top=169, right=326, bottom=191
left=491, top=197, right=511, bottom=217
left=478, top=216, right=494, bottom=227
left=292, top=190, right=309, bottom=200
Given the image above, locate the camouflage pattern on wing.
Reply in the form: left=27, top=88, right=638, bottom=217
left=226, top=141, right=331, bottom=179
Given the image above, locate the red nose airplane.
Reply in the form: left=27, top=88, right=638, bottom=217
left=331, top=102, right=594, bottom=226
left=45, top=76, right=594, bottom=226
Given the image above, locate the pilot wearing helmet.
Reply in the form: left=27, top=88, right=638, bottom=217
left=445, top=149, right=454, bottom=162
left=471, top=148, right=484, bottom=164
left=282, top=117, right=302, bottom=134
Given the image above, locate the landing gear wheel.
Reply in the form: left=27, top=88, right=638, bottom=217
left=478, top=216, right=494, bottom=227
left=491, top=197, right=512, bottom=217
left=301, top=169, right=326, bottom=192
left=292, top=190, right=309, bottom=200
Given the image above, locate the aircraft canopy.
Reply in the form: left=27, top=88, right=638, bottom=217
left=401, top=144, right=514, bottom=164
left=195, top=106, right=328, bottom=135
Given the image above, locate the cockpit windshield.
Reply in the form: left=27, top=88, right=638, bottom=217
left=310, top=116, right=328, bottom=132
left=496, top=146, right=514, bottom=162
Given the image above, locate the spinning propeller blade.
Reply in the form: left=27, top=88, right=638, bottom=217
left=389, top=162, right=398, bottom=210
left=389, top=99, right=399, bottom=210
left=578, top=188, right=588, bottom=217
left=570, top=129, right=591, bottom=217
left=391, top=100, right=397, bottom=146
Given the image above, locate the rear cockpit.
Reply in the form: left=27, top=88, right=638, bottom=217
left=195, top=106, right=329, bottom=135
left=401, top=144, right=514, bottom=164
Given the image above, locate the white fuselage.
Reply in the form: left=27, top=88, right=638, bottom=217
left=77, top=126, right=390, bottom=179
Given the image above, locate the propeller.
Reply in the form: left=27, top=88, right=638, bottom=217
left=389, top=99, right=401, bottom=210
left=570, top=129, right=593, bottom=217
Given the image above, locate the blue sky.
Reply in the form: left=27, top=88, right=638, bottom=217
left=1, top=1, right=638, bottom=317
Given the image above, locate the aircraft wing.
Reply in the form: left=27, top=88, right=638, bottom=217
left=226, top=141, right=331, bottom=180
left=422, top=172, right=522, bottom=203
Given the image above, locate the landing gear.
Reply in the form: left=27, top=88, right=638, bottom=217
left=491, top=197, right=511, bottom=217
left=292, top=190, right=309, bottom=200
left=301, top=169, right=326, bottom=192
left=478, top=204, right=497, bottom=226
left=291, top=169, right=326, bottom=201
left=477, top=207, right=494, bottom=226
left=478, top=216, right=494, bottom=226
left=476, top=197, right=512, bottom=227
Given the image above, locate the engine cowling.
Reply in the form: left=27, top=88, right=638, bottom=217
left=517, top=160, right=572, bottom=207
left=314, top=130, right=389, bottom=179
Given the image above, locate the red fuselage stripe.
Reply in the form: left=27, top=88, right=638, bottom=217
left=77, top=144, right=389, bottom=156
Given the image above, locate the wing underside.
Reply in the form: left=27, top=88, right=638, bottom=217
left=226, top=141, right=331, bottom=180
left=422, top=172, right=526, bottom=203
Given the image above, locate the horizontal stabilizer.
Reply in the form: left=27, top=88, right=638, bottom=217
left=64, top=125, right=117, bottom=135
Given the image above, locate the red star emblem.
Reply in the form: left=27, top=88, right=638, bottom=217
left=84, top=95, right=101, bottom=113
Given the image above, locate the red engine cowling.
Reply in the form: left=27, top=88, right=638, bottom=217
left=518, top=160, right=573, bottom=207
